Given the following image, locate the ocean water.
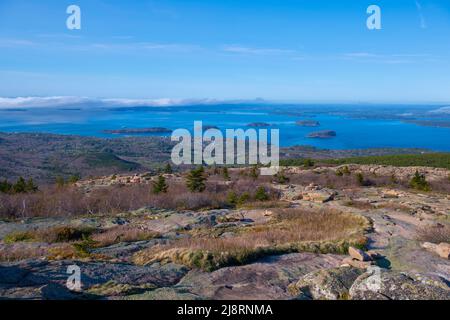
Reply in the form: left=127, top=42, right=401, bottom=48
left=0, top=104, right=450, bottom=151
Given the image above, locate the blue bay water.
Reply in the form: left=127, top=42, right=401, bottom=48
left=0, top=104, right=449, bottom=151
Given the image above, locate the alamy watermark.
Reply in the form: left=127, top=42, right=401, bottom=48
left=171, top=121, right=280, bottom=175
left=66, top=5, right=81, bottom=30
left=66, top=4, right=382, bottom=31
left=66, top=264, right=82, bottom=292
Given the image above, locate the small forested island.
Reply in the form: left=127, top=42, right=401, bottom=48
left=103, top=127, right=172, bottom=134
left=307, top=130, right=337, bottom=138
left=247, top=122, right=271, bottom=127
left=296, top=120, right=320, bottom=127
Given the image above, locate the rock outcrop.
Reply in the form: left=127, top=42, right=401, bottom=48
left=289, top=267, right=363, bottom=300
left=349, top=270, right=450, bottom=300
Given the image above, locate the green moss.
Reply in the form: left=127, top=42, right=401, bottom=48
left=3, top=231, right=35, bottom=244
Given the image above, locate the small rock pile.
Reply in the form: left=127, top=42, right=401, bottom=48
left=300, top=184, right=337, bottom=203
left=341, top=247, right=383, bottom=269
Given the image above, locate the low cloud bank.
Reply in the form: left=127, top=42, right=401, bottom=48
left=0, top=96, right=231, bottom=109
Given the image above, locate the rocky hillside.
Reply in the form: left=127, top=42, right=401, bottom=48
left=0, top=164, right=449, bottom=300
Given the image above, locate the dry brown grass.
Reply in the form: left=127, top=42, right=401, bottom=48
left=133, top=208, right=369, bottom=271
left=3, top=226, right=94, bottom=244
left=343, top=200, right=376, bottom=210
left=91, top=225, right=160, bottom=247
left=377, top=202, right=411, bottom=212
left=416, top=224, right=450, bottom=244
left=0, top=243, right=49, bottom=262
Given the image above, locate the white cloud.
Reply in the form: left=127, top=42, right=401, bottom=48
left=0, top=38, right=36, bottom=48
left=0, top=96, right=226, bottom=109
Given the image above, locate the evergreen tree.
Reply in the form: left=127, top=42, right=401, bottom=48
left=186, top=166, right=207, bottom=192
left=409, top=171, right=431, bottom=191
left=303, top=159, right=315, bottom=168
left=222, top=166, right=230, bottom=180
left=255, top=186, right=269, bottom=201
left=13, top=177, right=27, bottom=193
left=68, top=175, right=80, bottom=184
left=227, top=191, right=238, bottom=206
left=275, top=171, right=289, bottom=184
left=0, top=179, right=12, bottom=194
left=212, top=163, right=219, bottom=175
left=356, top=173, right=365, bottom=186
left=164, top=163, right=173, bottom=174
left=152, top=175, right=169, bottom=194
left=250, top=165, right=259, bottom=180
left=56, top=176, right=65, bottom=188
left=237, top=192, right=250, bottom=206
left=25, top=178, right=38, bottom=193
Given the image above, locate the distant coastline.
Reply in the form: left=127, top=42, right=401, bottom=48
left=103, top=127, right=172, bottom=134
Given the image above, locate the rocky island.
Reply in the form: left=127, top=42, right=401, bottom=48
left=247, top=122, right=271, bottom=127
left=296, top=120, right=320, bottom=127
left=307, top=130, right=337, bottom=139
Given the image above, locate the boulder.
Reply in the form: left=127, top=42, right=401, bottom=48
left=289, top=267, right=363, bottom=300
left=348, top=247, right=372, bottom=262
left=301, top=186, right=336, bottom=203
left=341, top=257, right=374, bottom=270
left=349, top=270, right=450, bottom=300
left=436, top=243, right=450, bottom=259
left=422, top=242, right=450, bottom=259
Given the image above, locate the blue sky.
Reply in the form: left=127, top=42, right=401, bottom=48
left=0, top=0, right=449, bottom=104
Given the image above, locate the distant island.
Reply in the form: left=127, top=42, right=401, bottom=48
left=247, top=122, right=271, bottom=127
left=405, top=120, right=450, bottom=128
left=307, top=130, right=337, bottom=139
left=203, top=125, right=220, bottom=131
left=296, top=120, right=320, bottom=127
left=103, top=127, right=172, bottom=134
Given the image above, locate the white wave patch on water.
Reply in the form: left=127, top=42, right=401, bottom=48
left=429, top=106, right=450, bottom=114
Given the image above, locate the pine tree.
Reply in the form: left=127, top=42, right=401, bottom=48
left=0, top=179, right=12, bottom=194
left=222, top=166, right=230, bottom=180
left=212, top=163, right=219, bottom=175
left=275, top=171, right=289, bottom=184
left=13, top=177, right=27, bottom=193
left=303, top=159, right=315, bottom=168
left=164, top=163, right=173, bottom=174
left=186, top=166, right=207, bottom=192
left=250, top=165, right=259, bottom=180
left=68, top=175, right=80, bottom=184
left=409, top=171, right=430, bottom=191
left=356, top=173, right=365, bottom=186
left=227, top=191, right=238, bottom=206
left=152, top=175, right=169, bottom=194
left=25, top=178, right=38, bottom=193
left=237, top=192, right=250, bottom=206
left=255, top=186, right=269, bottom=201
left=56, top=176, right=65, bottom=188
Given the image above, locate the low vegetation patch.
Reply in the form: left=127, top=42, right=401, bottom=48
left=133, top=208, right=369, bottom=271
left=322, top=153, right=450, bottom=170
left=416, top=224, right=450, bottom=244
left=3, top=226, right=94, bottom=244
left=91, top=225, right=160, bottom=247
